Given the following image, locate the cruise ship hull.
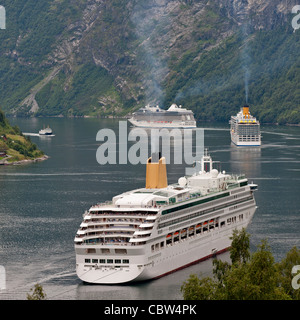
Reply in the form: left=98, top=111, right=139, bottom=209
left=128, top=118, right=196, bottom=129
left=128, top=104, right=197, bottom=129
left=75, top=204, right=256, bottom=284
left=231, top=133, right=261, bottom=146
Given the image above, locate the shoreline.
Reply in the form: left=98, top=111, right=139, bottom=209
left=4, top=115, right=300, bottom=127
left=0, top=154, right=49, bottom=166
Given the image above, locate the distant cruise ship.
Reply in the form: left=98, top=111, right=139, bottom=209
left=128, top=104, right=196, bottom=128
left=74, top=150, right=258, bottom=284
left=230, top=105, right=261, bottom=146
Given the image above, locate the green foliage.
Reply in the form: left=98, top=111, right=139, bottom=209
left=229, top=228, right=250, bottom=265
left=0, top=109, right=9, bottom=128
left=27, top=283, right=47, bottom=300
left=165, top=27, right=300, bottom=124
left=276, top=247, right=300, bottom=300
left=181, top=229, right=299, bottom=300
left=0, top=1, right=299, bottom=123
left=35, top=63, right=122, bottom=117
left=181, top=274, right=217, bottom=300
left=0, top=107, right=44, bottom=161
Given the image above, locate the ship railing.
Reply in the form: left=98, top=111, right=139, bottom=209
left=79, top=226, right=137, bottom=235
left=75, top=239, right=147, bottom=246
left=77, top=240, right=132, bottom=246
left=82, top=220, right=142, bottom=226
left=87, top=211, right=156, bottom=217
left=90, top=201, right=113, bottom=209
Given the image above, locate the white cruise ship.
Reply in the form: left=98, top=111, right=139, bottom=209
left=74, top=150, right=257, bottom=284
left=230, top=105, right=261, bottom=146
left=39, top=125, right=53, bottom=136
left=128, top=104, right=196, bottom=128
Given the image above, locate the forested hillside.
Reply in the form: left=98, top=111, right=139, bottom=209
left=0, top=109, right=44, bottom=162
left=0, top=0, right=299, bottom=124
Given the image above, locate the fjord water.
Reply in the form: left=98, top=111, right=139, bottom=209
left=0, top=118, right=299, bottom=300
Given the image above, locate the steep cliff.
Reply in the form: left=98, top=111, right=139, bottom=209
left=0, top=0, right=299, bottom=123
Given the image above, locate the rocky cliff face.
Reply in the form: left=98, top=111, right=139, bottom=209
left=0, top=0, right=299, bottom=123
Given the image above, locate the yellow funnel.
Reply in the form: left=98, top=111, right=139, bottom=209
left=145, top=155, right=168, bottom=189
left=243, top=105, right=250, bottom=119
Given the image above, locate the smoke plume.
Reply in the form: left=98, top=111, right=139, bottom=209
left=131, top=2, right=170, bottom=106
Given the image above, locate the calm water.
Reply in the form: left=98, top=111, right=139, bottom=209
left=0, top=118, right=299, bottom=300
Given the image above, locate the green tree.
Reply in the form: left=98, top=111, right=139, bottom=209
left=27, top=283, right=47, bottom=300
left=229, top=228, right=251, bottom=265
left=0, top=140, right=8, bottom=152
left=181, top=229, right=299, bottom=300
left=276, top=247, right=300, bottom=300
left=180, top=274, right=217, bottom=300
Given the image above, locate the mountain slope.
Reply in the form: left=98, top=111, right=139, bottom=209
left=0, top=108, right=44, bottom=163
left=0, top=0, right=299, bottom=124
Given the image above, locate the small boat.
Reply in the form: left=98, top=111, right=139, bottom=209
left=39, top=125, right=53, bottom=136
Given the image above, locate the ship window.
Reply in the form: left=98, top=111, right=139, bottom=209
left=115, top=249, right=127, bottom=254
left=123, top=259, right=129, bottom=264
left=87, top=248, right=96, bottom=254
left=99, top=259, right=105, bottom=263
left=115, top=259, right=121, bottom=264
left=92, top=259, right=98, bottom=263
left=107, top=259, right=113, bottom=263
left=160, top=241, right=164, bottom=248
left=85, top=259, right=91, bottom=263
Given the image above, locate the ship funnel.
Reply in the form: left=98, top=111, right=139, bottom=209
left=145, top=152, right=168, bottom=189
left=242, top=105, right=250, bottom=119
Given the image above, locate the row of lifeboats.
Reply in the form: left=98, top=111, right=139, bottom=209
left=166, top=219, right=216, bottom=240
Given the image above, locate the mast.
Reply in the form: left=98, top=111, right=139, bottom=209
left=201, top=148, right=213, bottom=172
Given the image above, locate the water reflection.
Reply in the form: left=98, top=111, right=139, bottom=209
left=229, top=144, right=261, bottom=179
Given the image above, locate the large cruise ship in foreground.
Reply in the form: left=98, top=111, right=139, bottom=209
left=230, top=105, right=261, bottom=146
left=74, top=150, right=257, bottom=284
left=128, top=104, right=196, bottom=128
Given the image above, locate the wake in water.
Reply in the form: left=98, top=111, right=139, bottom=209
left=23, top=133, right=55, bottom=137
